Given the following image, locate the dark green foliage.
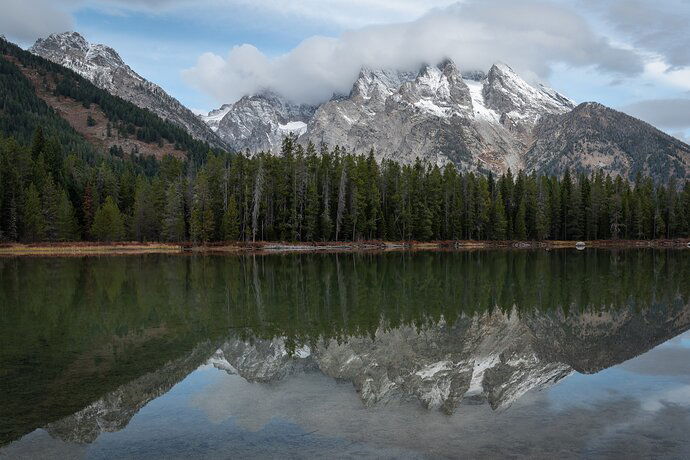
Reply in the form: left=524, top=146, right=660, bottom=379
left=21, top=183, right=45, bottom=242
left=91, top=196, right=125, bottom=241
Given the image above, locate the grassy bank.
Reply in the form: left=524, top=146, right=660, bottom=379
left=0, top=239, right=688, bottom=257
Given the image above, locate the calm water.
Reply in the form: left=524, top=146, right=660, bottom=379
left=1, top=249, right=689, bottom=459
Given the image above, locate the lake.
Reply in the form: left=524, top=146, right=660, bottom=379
left=1, top=249, right=689, bottom=458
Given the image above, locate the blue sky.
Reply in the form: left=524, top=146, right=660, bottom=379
left=2, top=0, right=690, bottom=141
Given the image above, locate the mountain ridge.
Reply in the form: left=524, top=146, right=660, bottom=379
left=27, top=32, right=690, bottom=182
left=201, top=58, right=688, bottom=181
left=30, top=32, right=228, bottom=150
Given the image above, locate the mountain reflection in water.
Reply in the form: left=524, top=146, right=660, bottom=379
left=1, top=250, right=689, bottom=458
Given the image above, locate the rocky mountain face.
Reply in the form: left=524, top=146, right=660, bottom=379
left=205, top=60, right=689, bottom=181
left=30, top=32, right=688, bottom=180
left=206, top=60, right=574, bottom=172
left=30, top=32, right=226, bottom=149
left=526, top=102, right=690, bottom=182
left=200, top=91, right=316, bottom=152
left=211, top=302, right=690, bottom=414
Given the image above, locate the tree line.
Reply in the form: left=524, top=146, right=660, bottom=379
left=1, top=132, right=688, bottom=243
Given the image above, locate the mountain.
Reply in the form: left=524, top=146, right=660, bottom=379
left=45, top=341, right=218, bottom=444
left=207, top=60, right=573, bottom=169
left=204, top=60, right=690, bottom=181
left=526, top=102, right=690, bottom=181
left=0, top=36, right=212, bottom=162
left=199, top=90, right=317, bottom=152
left=210, top=300, right=690, bottom=414
left=33, top=299, right=690, bottom=443
left=30, top=32, right=227, bottom=149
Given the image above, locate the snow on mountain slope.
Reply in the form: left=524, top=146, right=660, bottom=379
left=201, top=104, right=232, bottom=133
left=31, top=32, right=226, bottom=149
left=200, top=58, right=686, bottom=181
left=212, top=302, right=690, bottom=414
left=464, top=79, right=500, bottom=123
left=483, top=62, right=574, bottom=134
left=209, top=91, right=317, bottom=152
left=205, top=58, right=572, bottom=173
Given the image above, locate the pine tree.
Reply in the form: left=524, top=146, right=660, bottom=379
left=335, top=165, right=347, bottom=240
left=304, top=174, right=320, bottom=241
left=222, top=194, right=240, bottom=241
left=31, top=127, right=45, bottom=160
left=163, top=179, right=186, bottom=242
left=475, top=177, right=491, bottom=239
left=489, top=189, right=508, bottom=240
left=535, top=179, right=550, bottom=240
left=514, top=199, right=527, bottom=240
left=132, top=177, right=156, bottom=241
left=610, top=193, right=623, bottom=239
left=57, top=190, right=78, bottom=241
left=22, top=183, right=45, bottom=242
left=190, top=171, right=215, bottom=243
left=82, top=185, right=96, bottom=240
left=91, top=196, right=125, bottom=241
left=251, top=164, right=264, bottom=242
left=41, top=176, right=60, bottom=241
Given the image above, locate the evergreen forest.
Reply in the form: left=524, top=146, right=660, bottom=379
left=1, top=133, right=688, bottom=243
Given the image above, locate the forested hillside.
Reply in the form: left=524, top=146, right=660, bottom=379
left=0, top=36, right=216, bottom=164
left=1, top=132, right=688, bottom=244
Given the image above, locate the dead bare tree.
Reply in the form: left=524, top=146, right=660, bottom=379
left=251, top=163, right=264, bottom=242
left=335, top=165, right=347, bottom=240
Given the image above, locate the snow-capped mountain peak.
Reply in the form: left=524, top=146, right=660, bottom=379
left=201, top=58, right=576, bottom=172
left=350, top=68, right=417, bottom=102
left=209, top=92, right=317, bottom=152
left=483, top=62, right=574, bottom=129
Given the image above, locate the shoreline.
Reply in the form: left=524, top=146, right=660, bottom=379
left=0, top=239, right=688, bottom=257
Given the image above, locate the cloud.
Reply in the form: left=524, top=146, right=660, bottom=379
left=183, top=0, right=644, bottom=105
left=601, top=0, right=690, bottom=69
left=622, top=98, right=690, bottom=131
left=0, top=0, right=74, bottom=44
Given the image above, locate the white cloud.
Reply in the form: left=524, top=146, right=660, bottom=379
left=599, top=0, right=690, bottom=68
left=643, top=60, right=690, bottom=92
left=0, top=0, right=74, bottom=44
left=213, top=0, right=460, bottom=28
left=622, top=98, right=690, bottom=130
left=182, top=0, right=643, bottom=105
left=642, top=384, right=690, bottom=412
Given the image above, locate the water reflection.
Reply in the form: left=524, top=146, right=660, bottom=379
left=0, top=250, right=689, bottom=457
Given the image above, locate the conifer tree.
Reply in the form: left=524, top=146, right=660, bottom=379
left=82, top=185, right=95, bottom=240
left=475, top=177, right=491, bottom=239
left=41, top=176, right=60, bottom=241
left=163, top=179, right=187, bottom=242
left=22, top=183, right=45, bottom=242
left=514, top=199, right=527, bottom=240
left=191, top=171, right=215, bottom=243
left=132, top=177, right=157, bottom=241
left=57, top=190, right=78, bottom=241
left=31, top=127, right=45, bottom=160
left=222, top=194, right=240, bottom=241
left=91, top=196, right=125, bottom=241
left=489, top=188, right=507, bottom=240
left=304, top=174, right=320, bottom=241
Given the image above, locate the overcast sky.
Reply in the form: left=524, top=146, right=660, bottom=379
left=2, top=0, right=689, bottom=141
